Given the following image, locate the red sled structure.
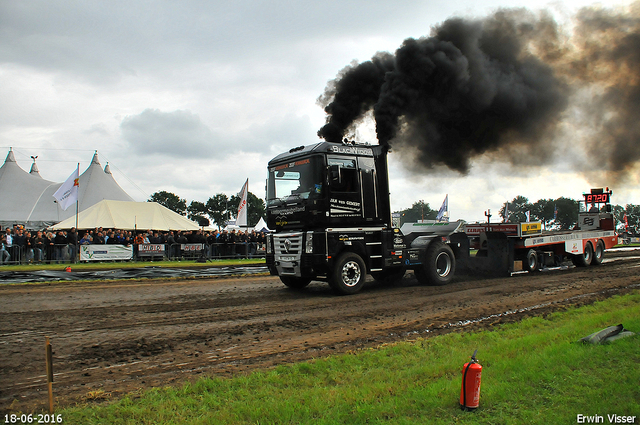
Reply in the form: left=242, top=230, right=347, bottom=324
left=454, top=188, right=618, bottom=274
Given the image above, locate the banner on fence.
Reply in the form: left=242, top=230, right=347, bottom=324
left=138, top=244, right=166, bottom=257
left=181, top=243, right=204, bottom=252
left=80, top=244, right=133, bottom=261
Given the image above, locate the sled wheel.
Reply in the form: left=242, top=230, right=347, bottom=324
left=572, top=242, right=593, bottom=267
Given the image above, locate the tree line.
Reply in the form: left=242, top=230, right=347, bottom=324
left=148, top=190, right=265, bottom=229
left=395, top=197, right=640, bottom=231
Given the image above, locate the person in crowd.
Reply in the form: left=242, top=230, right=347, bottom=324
left=53, top=230, right=67, bottom=263
left=165, top=231, right=176, bottom=259
left=106, top=230, right=119, bottom=244
left=32, top=231, right=45, bottom=262
left=24, top=231, right=34, bottom=262
left=79, top=232, right=93, bottom=245
left=207, top=229, right=218, bottom=258
left=1, top=230, right=10, bottom=264
left=13, top=227, right=25, bottom=262
left=44, top=232, right=55, bottom=263
left=133, top=232, right=145, bottom=245
left=93, top=231, right=105, bottom=244
left=67, top=227, right=78, bottom=262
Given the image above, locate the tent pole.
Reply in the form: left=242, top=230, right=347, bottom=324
left=75, top=164, right=79, bottom=264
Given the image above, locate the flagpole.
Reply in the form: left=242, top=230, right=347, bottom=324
left=75, top=164, right=79, bottom=263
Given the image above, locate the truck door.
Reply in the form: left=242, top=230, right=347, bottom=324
left=358, top=156, right=378, bottom=221
left=327, top=156, right=363, bottom=219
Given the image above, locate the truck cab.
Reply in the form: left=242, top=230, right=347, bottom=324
left=265, top=140, right=460, bottom=294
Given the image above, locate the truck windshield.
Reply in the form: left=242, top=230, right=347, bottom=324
left=267, top=156, right=324, bottom=206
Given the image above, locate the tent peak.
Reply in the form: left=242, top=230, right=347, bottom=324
left=104, top=163, right=112, bottom=174
left=4, top=148, right=16, bottom=163
left=29, top=162, right=41, bottom=176
left=91, top=151, right=101, bottom=166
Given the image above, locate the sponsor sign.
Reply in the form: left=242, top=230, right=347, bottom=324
left=464, top=223, right=519, bottom=236
left=181, top=243, right=204, bottom=252
left=138, top=244, right=166, bottom=257
left=519, top=222, right=542, bottom=236
left=80, top=244, right=133, bottom=261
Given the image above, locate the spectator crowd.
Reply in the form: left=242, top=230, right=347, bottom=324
left=0, top=225, right=267, bottom=265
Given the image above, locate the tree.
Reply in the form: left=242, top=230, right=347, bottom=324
left=228, top=191, right=266, bottom=227
left=149, top=191, right=186, bottom=215
left=206, top=193, right=230, bottom=229
left=396, top=200, right=436, bottom=225
left=531, top=198, right=555, bottom=229
left=499, top=196, right=531, bottom=223
left=187, top=201, right=209, bottom=226
left=552, top=197, right=579, bottom=230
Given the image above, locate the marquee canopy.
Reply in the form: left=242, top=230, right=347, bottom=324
left=50, top=200, right=200, bottom=231
left=0, top=149, right=134, bottom=229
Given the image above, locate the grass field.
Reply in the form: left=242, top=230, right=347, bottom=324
left=0, top=258, right=263, bottom=273
left=60, top=291, right=640, bottom=424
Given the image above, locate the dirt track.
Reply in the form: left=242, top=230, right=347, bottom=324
left=1, top=250, right=639, bottom=413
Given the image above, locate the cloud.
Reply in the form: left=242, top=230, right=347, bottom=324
left=120, top=109, right=217, bottom=157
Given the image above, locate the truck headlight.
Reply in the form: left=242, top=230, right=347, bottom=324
left=305, top=231, right=313, bottom=254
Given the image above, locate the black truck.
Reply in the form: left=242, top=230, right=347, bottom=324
left=264, top=140, right=461, bottom=294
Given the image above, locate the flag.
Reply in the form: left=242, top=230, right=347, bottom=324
left=436, top=194, right=448, bottom=221
left=504, top=203, right=509, bottom=223
left=554, top=204, right=557, bottom=220
left=53, top=165, right=79, bottom=211
left=236, top=178, right=249, bottom=228
left=525, top=211, right=530, bottom=222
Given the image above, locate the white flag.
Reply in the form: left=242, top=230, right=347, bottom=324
left=436, top=194, right=448, bottom=221
left=525, top=211, right=530, bottom=222
left=53, top=165, right=79, bottom=211
left=236, top=178, right=249, bottom=228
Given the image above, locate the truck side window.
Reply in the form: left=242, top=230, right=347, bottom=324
left=328, top=158, right=358, bottom=193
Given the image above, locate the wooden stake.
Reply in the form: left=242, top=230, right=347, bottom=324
left=45, top=337, right=54, bottom=413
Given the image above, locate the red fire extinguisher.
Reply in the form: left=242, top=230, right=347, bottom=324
left=460, top=349, right=482, bottom=410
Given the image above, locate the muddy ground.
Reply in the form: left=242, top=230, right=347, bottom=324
left=1, top=249, right=639, bottom=414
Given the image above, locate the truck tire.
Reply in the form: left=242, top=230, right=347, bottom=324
left=572, top=242, right=593, bottom=267
left=371, top=267, right=405, bottom=285
left=330, top=252, right=366, bottom=295
left=523, top=249, right=538, bottom=273
left=592, top=240, right=605, bottom=266
left=416, top=242, right=455, bottom=286
left=280, top=276, right=311, bottom=289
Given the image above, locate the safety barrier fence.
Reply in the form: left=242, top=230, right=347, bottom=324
left=0, top=242, right=265, bottom=265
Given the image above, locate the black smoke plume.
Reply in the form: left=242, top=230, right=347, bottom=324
left=318, top=4, right=640, bottom=181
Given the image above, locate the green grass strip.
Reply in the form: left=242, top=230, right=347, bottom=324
left=0, top=258, right=264, bottom=273
left=63, top=291, right=640, bottom=424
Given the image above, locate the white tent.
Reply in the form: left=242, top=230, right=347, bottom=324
left=253, top=217, right=271, bottom=232
left=0, top=149, right=134, bottom=229
left=50, top=200, right=201, bottom=231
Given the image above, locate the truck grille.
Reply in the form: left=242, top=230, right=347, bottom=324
left=274, top=233, right=303, bottom=256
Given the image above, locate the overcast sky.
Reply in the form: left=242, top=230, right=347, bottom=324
left=1, top=0, right=638, bottom=223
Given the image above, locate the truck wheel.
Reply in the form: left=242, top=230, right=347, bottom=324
left=280, top=276, right=311, bottom=289
left=371, top=267, right=405, bottom=285
left=572, top=242, right=593, bottom=267
left=592, top=240, right=605, bottom=266
left=416, top=242, right=455, bottom=286
left=523, top=249, right=538, bottom=272
left=330, top=252, right=366, bottom=295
